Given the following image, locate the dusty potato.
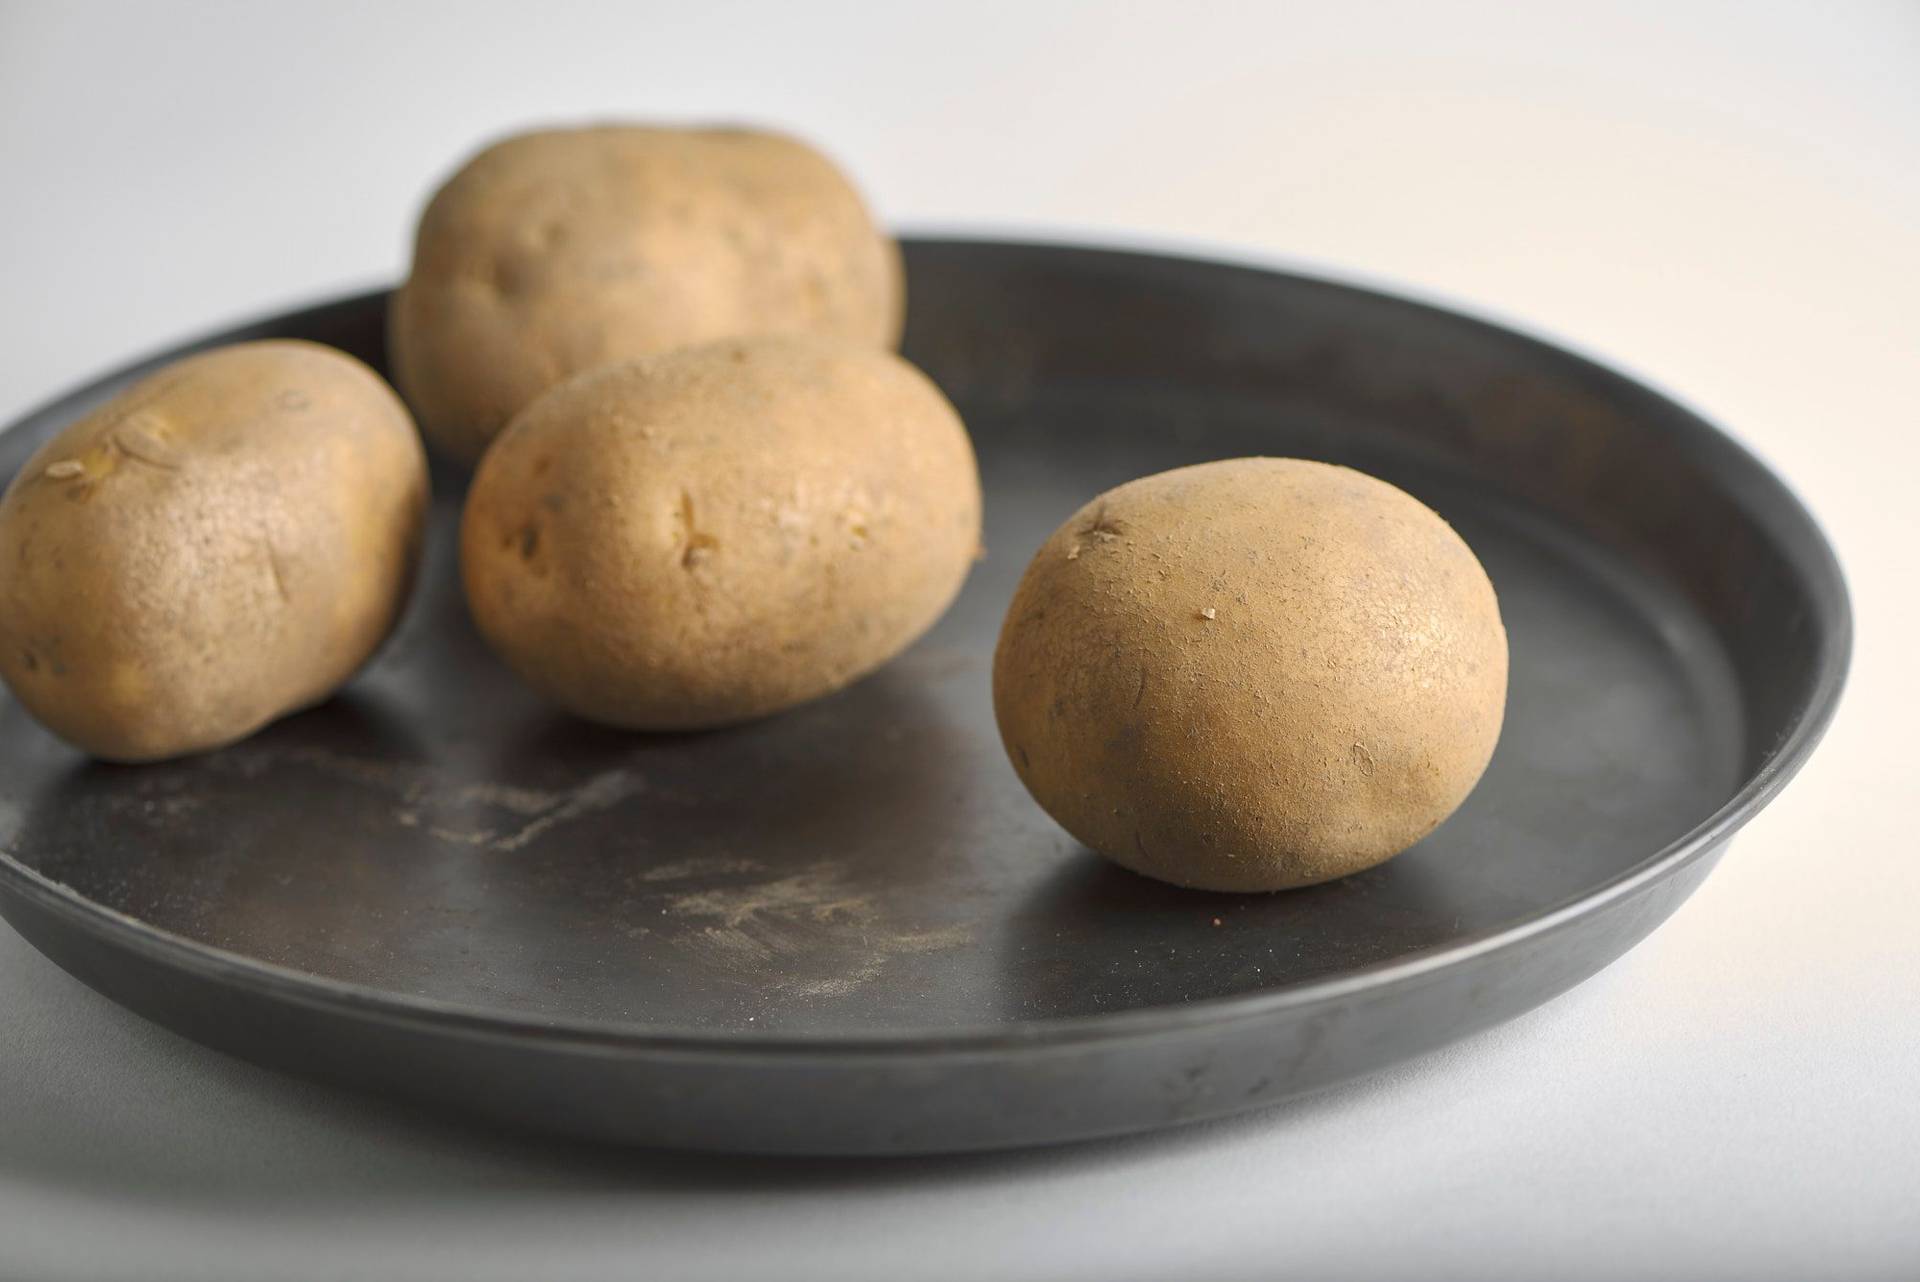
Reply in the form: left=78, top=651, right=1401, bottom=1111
left=0, top=341, right=429, bottom=762
left=391, top=123, right=904, bottom=464
left=993, top=458, right=1507, bottom=892
left=461, top=334, right=980, bottom=729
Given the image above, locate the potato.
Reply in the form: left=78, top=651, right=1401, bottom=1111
left=993, top=458, right=1507, bottom=892
left=0, top=341, right=429, bottom=762
left=391, top=123, right=904, bottom=464
left=461, top=334, right=979, bottom=729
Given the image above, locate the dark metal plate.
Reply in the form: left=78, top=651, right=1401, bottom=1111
left=0, top=240, right=1848, bottom=1153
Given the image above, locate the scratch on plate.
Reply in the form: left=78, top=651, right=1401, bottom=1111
left=661, top=861, right=971, bottom=999
left=220, top=748, right=644, bottom=852
left=639, top=854, right=767, bottom=882
left=491, top=770, right=644, bottom=851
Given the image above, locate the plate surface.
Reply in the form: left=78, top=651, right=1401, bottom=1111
left=0, top=240, right=1848, bottom=1153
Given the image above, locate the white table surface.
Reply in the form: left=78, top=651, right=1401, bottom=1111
left=2, top=2, right=1915, bottom=1278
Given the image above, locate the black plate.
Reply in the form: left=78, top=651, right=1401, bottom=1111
left=0, top=240, right=1848, bottom=1154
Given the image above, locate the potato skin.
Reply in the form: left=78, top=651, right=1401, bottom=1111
left=461, top=335, right=980, bottom=729
left=392, top=124, right=904, bottom=464
left=0, top=341, right=429, bottom=762
left=993, top=458, right=1507, bottom=892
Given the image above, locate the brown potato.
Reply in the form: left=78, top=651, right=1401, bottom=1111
left=461, top=334, right=980, bottom=729
left=993, top=458, right=1507, bottom=892
left=391, top=123, right=904, bottom=464
left=0, top=341, right=429, bottom=762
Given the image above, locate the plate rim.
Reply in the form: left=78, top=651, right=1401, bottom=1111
left=0, top=236, right=1853, bottom=1058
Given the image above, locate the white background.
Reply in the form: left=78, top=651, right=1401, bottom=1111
left=1, top=2, right=1916, bottom=1278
